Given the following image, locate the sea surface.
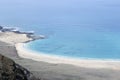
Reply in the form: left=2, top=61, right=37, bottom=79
left=0, top=0, right=120, bottom=59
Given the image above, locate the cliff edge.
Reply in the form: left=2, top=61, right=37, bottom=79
left=0, top=54, right=40, bottom=80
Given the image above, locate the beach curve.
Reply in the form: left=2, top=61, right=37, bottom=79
left=1, top=26, right=120, bottom=70
left=15, top=43, right=120, bottom=70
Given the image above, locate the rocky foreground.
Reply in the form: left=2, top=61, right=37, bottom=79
left=0, top=54, right=41, bottom=80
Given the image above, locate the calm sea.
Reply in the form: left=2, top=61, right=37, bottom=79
left=0, top=0, right=120, bottom=59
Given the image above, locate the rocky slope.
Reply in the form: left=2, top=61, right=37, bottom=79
left=0, top=54, right=40, bottom=80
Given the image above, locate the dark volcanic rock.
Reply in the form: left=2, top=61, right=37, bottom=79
left=0, top=54, right=40, bottom=80
left=1, top=27, right=16, bottom=32
left=0, top=25, right=45, bottom=41
left=27, top=35, right=45, bottom=40
left=0, top=26, right=3, bottom=30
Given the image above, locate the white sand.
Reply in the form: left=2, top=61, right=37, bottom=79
left=1, top=31, right=120, bottom=80
left=1, top=31, right=120, bottom=70
left=15, top=43, right=120, bottom=70
left=0, top=32, right=32, bottom=45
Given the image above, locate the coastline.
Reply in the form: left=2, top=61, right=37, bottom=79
left=16, top=43, right=120, bottom=70
left=1, top=26, right=120, bottom=80
left=1, top=26, right=120, bottom=70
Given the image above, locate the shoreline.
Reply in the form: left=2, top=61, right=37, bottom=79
left=15, top=43, right=120, bottom=70
left=1, top=26, right=120, bottom=79
left=1, top=26, right=120, bottom=70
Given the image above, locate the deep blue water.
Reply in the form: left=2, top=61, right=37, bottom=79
left=0, top=0, right=120, bottom=59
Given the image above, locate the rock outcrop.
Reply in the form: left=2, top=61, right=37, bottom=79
left=0, top=26, right=45, bottom=41
left=0, top=54, right=40, bottom=80
left=0, top=26, right=3, bottom=30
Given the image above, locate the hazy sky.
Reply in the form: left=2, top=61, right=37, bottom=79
left=0, top=0, right=120, bottom=27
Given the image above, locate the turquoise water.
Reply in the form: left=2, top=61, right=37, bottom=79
left=0, top=0, right=120, bottom=59
left=26, top=26, right=120, bottom=59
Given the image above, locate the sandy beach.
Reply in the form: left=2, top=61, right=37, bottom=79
left=1, top=30, right=120, bottom=80
left=16, top=43, right=120, bottom=70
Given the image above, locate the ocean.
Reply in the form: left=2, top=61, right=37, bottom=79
left=0, top=0, right=120, bottom=59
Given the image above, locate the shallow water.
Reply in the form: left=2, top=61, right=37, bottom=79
left=0, top=0, right=120, bottom=59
